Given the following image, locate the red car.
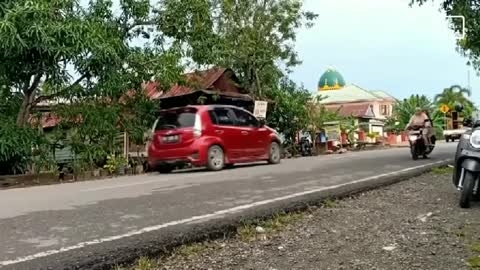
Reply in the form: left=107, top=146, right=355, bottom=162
left=148, top=105, right=282, bottom=173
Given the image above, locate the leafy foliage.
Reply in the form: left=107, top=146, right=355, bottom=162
left=0, top=0, right=184, bottom=174
left=307, top=96, right=341, bottom=134
left=339, top=116, right=359, bottom=143
left=104, top=154, right=129, bottom=175
left=434, top=85, right=475, bottom=118
left=392, top=94, right=444, bottom=135
left=0, top=0, right=183, bottom=126
left=157, top=0, right=317, bottom=97
left=393, top=94, right=434, bottom=128
left=266, top=78, right=311, bottom=145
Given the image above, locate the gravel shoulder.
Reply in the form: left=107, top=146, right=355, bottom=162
left=123, top=169, right=480, bottom=270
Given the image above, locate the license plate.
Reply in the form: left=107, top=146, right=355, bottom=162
left=162, top=135, right=179, bottom=143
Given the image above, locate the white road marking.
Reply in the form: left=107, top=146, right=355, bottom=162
left=0, top=159, right=450, bottom=267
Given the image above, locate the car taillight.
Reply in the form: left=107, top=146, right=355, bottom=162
left=194, top=113, right=202, bottom=137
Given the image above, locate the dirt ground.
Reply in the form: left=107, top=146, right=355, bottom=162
left=125, top=169, right=480, bottom=270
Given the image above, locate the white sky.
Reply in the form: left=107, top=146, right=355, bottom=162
left=290, top=0, right=479, bottom=105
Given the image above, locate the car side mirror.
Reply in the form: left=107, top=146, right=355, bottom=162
left=258, top=119, right=266, bottom=127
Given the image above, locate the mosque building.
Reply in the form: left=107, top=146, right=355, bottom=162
left=315, top=67, right=397, bottom=138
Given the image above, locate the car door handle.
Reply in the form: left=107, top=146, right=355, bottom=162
left=215, top=130, right=224, bottom=134
left=241, top=131, right=249, bottom=135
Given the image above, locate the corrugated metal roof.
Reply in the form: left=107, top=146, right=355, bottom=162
left=143, top=67, right=229, bottom=99
left=370, top=90, right=396, bottom=100
left=327, top=103, right=374, bottom=118
left=318, top=84, right=383, bottom=104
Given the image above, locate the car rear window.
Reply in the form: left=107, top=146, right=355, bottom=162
left=155, top=108, right=197, bottom=131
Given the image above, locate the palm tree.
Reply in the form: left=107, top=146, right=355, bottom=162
left=393, top=94, right=436, bottom=128
left=434, top=85, right=473, bottom=112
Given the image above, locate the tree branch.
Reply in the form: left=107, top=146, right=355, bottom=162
left=126, top=19, right=157, bottom=32
left=33, top=73, right=89, bottom=105
left=24, top=73, right=43, bottom=95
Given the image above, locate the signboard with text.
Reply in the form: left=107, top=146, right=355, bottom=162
left=253, top=101, right=268, bottom=118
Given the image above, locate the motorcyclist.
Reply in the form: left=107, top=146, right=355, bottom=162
left=406, top=107, right=433, bottom=146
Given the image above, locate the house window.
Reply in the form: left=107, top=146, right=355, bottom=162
left=380, top=105, right=388, bottom=116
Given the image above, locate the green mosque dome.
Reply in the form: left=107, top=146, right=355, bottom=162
left=318, top=68, right=346, bottom=91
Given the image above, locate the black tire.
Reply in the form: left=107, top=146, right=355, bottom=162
left=157, top=165, right=173, bottom=174
left=423, top=154, right=428, bottom=159
left=460, top=170, right=476, bottom=208
left=268, top=141, right=281, bottom=164
left=207, top=145, right=224, bottom=171
left=446, top=137, right=450, bottom=143
left=451, top=138, right=456, bottom=142
left=411, top=147, right=418, bottom=160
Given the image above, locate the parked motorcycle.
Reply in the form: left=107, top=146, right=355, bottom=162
left=300, top=135, right=313, bottom=156
left=452, top=120, right=480, bottom=208
left=408, top=125, right=434, bottom=160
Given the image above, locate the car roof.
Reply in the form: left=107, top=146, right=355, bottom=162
left=159, top=104, right=247, bottom=112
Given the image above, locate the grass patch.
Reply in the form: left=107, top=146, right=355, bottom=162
left=238, top=224, right=257, bottom=241
left=468, top=256, right=480, bottom=269
left=322, top=198, right=337, bottom=208
left=472, top=243, right=480, bottom=254
left=176, top=242, right=210, bottom=257
left=431, top=166, right=453, bottom=175
left=114, top=256, right=159, bottom=270
left=238, top=211, right=305, bottom=241
left=456, top=230, right=466, bottom=238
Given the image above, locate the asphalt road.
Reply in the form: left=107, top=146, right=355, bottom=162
left=0, top=143, right=457, bottom=269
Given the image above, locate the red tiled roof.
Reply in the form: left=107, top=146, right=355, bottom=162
left=327, top=104, right=373, bottom=118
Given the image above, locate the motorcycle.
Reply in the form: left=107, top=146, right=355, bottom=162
left=300, top=135, right=313, bottom=156
left=408, top=124, right=435, bottom=160
left=452, top=120, right=480, bottom=208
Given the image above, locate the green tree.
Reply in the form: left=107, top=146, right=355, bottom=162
left=434, top=85, right=475, bottom=117
left=157, top=0, right=317, bottom=97
left=0, top=0, right=182, bottom=127
left=392, top=94, right=443, bottom=130
left=265, top=78, right=311, bottom=145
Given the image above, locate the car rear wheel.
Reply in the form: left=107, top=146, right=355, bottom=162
left=268, top=141, right=281, bottom=164
left=207, top=145, right=224, bottom=171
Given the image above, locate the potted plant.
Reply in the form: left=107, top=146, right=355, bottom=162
left=104, top=154, right=129, bottom=176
